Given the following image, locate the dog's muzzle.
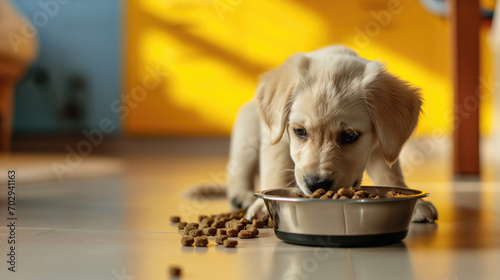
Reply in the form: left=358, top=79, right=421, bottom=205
left=304, top=175, right=333, bottom=192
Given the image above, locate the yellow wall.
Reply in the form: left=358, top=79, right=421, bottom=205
left=124, top=0, right=493, bottom=137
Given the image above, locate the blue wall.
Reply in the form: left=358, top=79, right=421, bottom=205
left=11, top=0, right=122, bottom=134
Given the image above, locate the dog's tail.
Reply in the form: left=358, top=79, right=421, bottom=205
left=183, top=183, right=227, bottom=199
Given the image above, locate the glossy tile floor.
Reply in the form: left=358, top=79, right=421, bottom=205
left=1, top=138, right=499, bottom=280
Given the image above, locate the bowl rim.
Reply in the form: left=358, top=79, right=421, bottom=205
left=255, top=186, right=429, bottom=203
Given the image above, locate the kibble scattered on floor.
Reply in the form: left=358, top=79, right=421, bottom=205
left=194, top=236, right=209, bottom=247
left=181, top=236, right=194, bottom=246
left=170, top=216, right=181, bottom=223
left=170, top=209, right=270, bottom=249
left=169, top=265, right=182, bottom=277
left=223, top=239, right=238, bottom=248
left=215, top=235, right=228, bottom=245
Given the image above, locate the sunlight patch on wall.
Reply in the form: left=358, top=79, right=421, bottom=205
left=125, top=0, right=493, bottom=137
left=353, top=43, right=453, bottom=135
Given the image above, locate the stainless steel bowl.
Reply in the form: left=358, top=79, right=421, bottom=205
left=255, top=186, right=428, bottom=247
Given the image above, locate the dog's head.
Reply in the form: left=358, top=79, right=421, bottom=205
left=256, top=46, right=421, bottom=195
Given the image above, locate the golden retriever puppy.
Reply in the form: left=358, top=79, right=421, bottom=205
left=227, top=46, right=438, bottom=223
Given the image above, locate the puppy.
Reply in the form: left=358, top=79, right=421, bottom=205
left=227, top=46, right=438, bottom=223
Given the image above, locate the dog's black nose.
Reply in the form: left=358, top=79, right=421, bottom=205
left=304, top=176, right=333, bottom=192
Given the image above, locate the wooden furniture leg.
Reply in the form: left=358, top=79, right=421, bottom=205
left=0, top=75, right=16, bottom=151
left=450, top=0, right=480, bottom=175
left=0, top=79, right=12, bottom=151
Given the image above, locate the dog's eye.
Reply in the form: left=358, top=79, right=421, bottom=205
left=340, top=132, right=360, bottom=145
left=294, top=128, right=307, bottom=139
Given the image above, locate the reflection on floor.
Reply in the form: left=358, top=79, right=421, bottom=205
left=0, top=138, right=499, bottom=280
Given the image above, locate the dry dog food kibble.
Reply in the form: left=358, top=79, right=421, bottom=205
left=183, top=222, right=199, bottom=235
left=170, top=216, right=181, bottom=223
left=296, top=186, right=403, bottom=199
left=310, top=188, right=326, bottom=198
left=201, top=217, right=214, bottom=225
left=202, top=227, right=217, bottom=236
left=227, top=228, right=239, bottom=237
left=211, top=220, right=225, bottom=228
left=355, top=190, right=368, bottom=197
left=229, top=212, right=244, bottom=219
left=181, top=235, right=194, bottom=246
left=189, top=229, right=203, bottom=237
left=234, top=222, right=244, bottom=231
left=183, top=227, right=193, bottom=235
left=175, top=208, right=272, bottom=249
left=225, top=220, right=244, bottom=231
left=352, top=194, right=361, bottom=199
left=194, top=236, right=209, bottom=247
left=238, top=230, right=254, bottom=239
left=252, top=219, right=265, bottom=228
left=320, top=190, right=335, bottom=199
left=240, top=218, right=251, bottom=225
left=215, top=235, right=228, bottom=245
left=198, top=215, right=209, bottom=222
left=223, top=239, right=238, bottom=248
left=198, top=223, right=209, bottom=229
left=218, top=213, right=229, bottom=218
left=386, top=190, right=407, bottom=198
left=227, top=228, right=238, bottom=237
left=246, top=225, right=259, bottom=237
left=177, top=221, right=187, bottom=230
left=337, top=187, right=353, bottom=197
left=169, top=265, right=182, bottom=277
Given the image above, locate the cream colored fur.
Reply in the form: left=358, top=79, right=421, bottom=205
left=228, top=46, right=438, bottom=223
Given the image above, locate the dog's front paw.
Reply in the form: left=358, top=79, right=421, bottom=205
left=245, top=199, right=268, bottom=220
left=412, top=199, right=438, bottom=223
left=228, top=189, right=256, bottom=210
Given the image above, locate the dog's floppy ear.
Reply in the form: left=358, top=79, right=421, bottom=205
left=363, top=61, right=422, bottom=165
left=256, top=53, right=310, bottom=144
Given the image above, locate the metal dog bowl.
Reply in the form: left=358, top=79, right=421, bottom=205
left=255, top=186, right=428, bottom=247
